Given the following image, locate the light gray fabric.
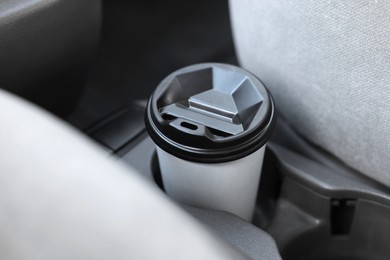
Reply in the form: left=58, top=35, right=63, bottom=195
left=0, top=89, right=245, bottom=260
left=185, top=207, right=282, bottom=260
left=230, top=0, right=390, bottom=187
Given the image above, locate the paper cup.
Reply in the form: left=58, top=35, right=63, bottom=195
left=145, top=63, right=275, bottom=221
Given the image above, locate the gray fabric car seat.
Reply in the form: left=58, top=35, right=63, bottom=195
left=230, top=0, right=390, bottom=187
left=0, top=89, right=246, bottom=260
left=0, top=0, right=101, bottom=116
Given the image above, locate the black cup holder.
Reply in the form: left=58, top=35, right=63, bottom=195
left=151, top=151, right=165, bottom=192
left=148, top=135, right=390, bottom=260
left=256, top=145, right=390, bottom=260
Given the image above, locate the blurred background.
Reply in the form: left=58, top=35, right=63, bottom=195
left=69, top=0, right=237, bottom=130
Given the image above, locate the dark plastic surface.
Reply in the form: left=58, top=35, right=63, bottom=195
left=145, top=63, right=275, bottom=163
left=87, top=103, right=146, bottom=152
left=254, top=118, right=390, bottom=260
left=68, top=0, right=237, bottom=130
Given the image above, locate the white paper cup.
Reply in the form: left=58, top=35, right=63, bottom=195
left=145, top=63, right=275, bottom=221
left=157, top=146, right=265, bottom=221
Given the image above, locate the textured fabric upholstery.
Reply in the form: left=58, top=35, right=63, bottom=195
left=0, top=89, right=244, bottom=260
left=230, top=0, right=390, bottom=187
left=0, top=0, right=101, bottom=116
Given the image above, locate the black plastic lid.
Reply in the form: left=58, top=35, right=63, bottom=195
left=145, top=63, right=276, bottom=163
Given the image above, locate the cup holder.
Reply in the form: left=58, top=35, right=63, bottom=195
left=149, top=140, right=390, bottom=260
left=271, top=185, right=390, bottom=260
left=151, top=151, right=165, bottom=191
left=257, top=146, right=390, bottom=260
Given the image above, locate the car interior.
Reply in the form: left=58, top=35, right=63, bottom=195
left=1, top=0, right=390, bottom=259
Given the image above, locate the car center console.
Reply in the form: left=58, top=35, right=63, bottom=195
left=86, top=100, right=390, bottom=260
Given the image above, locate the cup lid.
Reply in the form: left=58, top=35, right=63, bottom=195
left=145, top=63, right=276, bottom=163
